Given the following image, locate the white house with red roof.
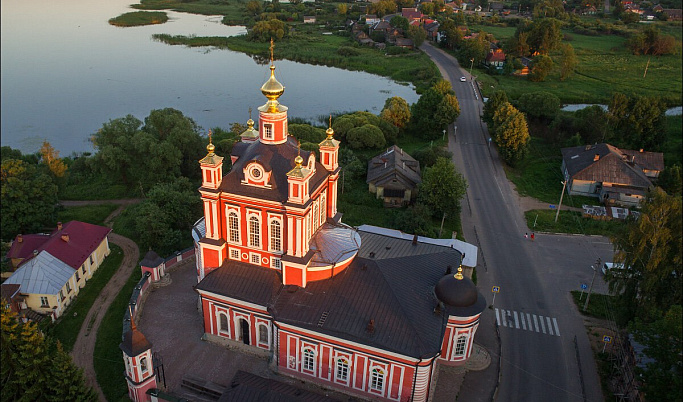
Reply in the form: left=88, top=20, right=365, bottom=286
left=4, top=221, right=111, bottom=320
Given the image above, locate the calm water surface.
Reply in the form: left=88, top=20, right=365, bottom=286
left=1, top=0, right=418, bottom=154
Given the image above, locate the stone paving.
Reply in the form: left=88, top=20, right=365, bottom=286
left=137, top=257, right=493, bottom=401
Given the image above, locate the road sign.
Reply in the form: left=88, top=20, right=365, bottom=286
left=549, top=204, right=556, bottom=209
left=581, top=284, right=587, bottom=290
left=492, top=286, right=500, bottom=293
left=603, top=335, right=612, bottom=343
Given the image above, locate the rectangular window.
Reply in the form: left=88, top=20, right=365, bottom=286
left=370, top=368, right=385, bottom=391
left=336, top=359, right=349, bottom=382
left=320, top=195, right=326, bottom=224
left=59, top=290, right=65, bottom=301
left=89, top=255, right=94, bottom=265
left=303, top=349, right=315, bottom=372
left=230, top=248, right=240, bottom=260
left=259, top=325, right=268, bottom=344
left=271, top=258, right=281, bottom=270
left=251, top=253, right=261, bottom=265
left=249, top=216, right=260, bottom=247
left=66, top=281, right=72, bottom=294
left=75, top=271, right=80, bottom=282
left=40, top=297, right=49, bottom=307
left=228, top=211, right=240, bottom=243
left=81, top=264, right=86, bottom=275
left=270, top=219, right=281, bottom=252
left=264, top=124, right=273, bottom=140
left=454, top=335, right=467, bottom=357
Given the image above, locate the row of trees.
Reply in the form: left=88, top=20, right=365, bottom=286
left=1, top=305, right=97, bottom=401
left=483, top=91, right=531, bottom=165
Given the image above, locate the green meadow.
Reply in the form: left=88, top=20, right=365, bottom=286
left=108, top=11, right=168, bottom=27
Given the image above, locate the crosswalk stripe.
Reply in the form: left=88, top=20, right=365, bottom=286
left=553, top=318, right=560, bottom=336
left=520, top=313, right=527, bottom=330
left=513, top=311, right=519, bottom=329
left=495, top=308, right=500, bottom=326
left=502, top=310, right=507, bottom=327
left=526, top=313, right=532, bottom=331
left=533, top=315, right=539, bottom=332
left=547, top=317, right=554, bottom=335
left=539, top=316, right=547, bottom=334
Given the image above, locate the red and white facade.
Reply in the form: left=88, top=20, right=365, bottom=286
left=193, top=60, right=484, bottom=402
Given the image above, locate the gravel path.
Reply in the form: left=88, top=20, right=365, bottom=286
left=67, top=199, right=142, bottom=401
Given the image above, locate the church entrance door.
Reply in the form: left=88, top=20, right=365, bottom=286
left=240, top=319, right=250, bottom=345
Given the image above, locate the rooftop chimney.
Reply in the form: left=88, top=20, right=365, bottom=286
left=61, top=233, right=69, bottom=242
left=446, top=265, right=452, bottom=275
left=17, top=234, right=23, bottom=243
left=33, top=250, right=38, bottom=257
left=402, top=161, right=405, bottom=170
left=384, top=162, right=387, bottom=169
left=57, top=222, right=63, bottom=231
left=412, top=234, right=418, bottom=246
left=366, top=319, right=375, bottom=334
left=639, top=149, right=644, bottom=153
left=593, top=154, right=600, bottom=161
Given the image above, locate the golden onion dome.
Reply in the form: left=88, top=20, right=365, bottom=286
left=294, top=155, right=303, bottom=167
left=326, top=126, right=334, bottom=138
left=207, top=142, right=215, bottom=154
left=261, top=64, right=284, bottom=101
left=247, top=118, right=254, bottom=127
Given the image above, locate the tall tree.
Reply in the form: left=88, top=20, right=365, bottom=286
left=608, top=188, right=682, bottom=324
left=527, top=18, right=563, bottom=55
left=529, top=54, right=554, bottom=82
left=492, top=103, right=530, bottom=165
left=517, top=91, right=561, bottom=121
left=47, top=342, right=98, bottom=402
left=410, top=80, right=460, bottom=140
left=575, top=105, right=610, bottom=144
left=417, top=157, right=468, bottom=220
left=39, top=141, right=67, bottom=178
left=559, top=43, right=578, bottom=81
left=1, top=159, right=58, bottom=241
left=407, top=25, right=427, bottom=47
left=482, top=90, right=508, bottom=125
left=380, top=96, right=411, bottom=129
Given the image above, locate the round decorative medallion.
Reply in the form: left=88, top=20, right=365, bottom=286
left=252, top=168, right=262, bottom=179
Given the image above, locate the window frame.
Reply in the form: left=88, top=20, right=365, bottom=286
left=302, top=348, right=316, bottom=373
left=269, top=218, right=282, bottom=252
left=228, top=210, right=240, bottom=244
left=454, top=334, right=468, bottom=358
left=248, top=215, right=260, bottom=248
left=335, top=358, right=349, bottom=383
left=258, top=324, right=269, bottom=346
left=218, top=312, right=230, bottom=336
left=264, top=123, right=273, bottom=140
left=40, top=296, right=49, bottom=308
left=370, top=367, right=385, bottom=392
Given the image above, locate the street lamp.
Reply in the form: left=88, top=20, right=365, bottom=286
left=469, top=58, right=474, bottom=79
left=555, top=180, right=567, bottom=222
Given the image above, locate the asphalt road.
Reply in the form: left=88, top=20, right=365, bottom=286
left=421, top=43, right=613, bottom=402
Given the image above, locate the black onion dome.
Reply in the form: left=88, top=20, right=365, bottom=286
left=435, top=273, right=478, bottom=308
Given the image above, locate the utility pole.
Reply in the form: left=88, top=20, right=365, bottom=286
left=583, top=258, right=601, bottom=312
left=439, top=212, right=446, bottom=237
left=643, top=56, right=651, bottom=78
left=469, top=58, right=475, bottom=78
left=555, top=180, right=567, bottom=222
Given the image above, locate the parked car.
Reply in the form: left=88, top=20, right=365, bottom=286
left=602, top=262, right=628, bottom=275
left=460, top=76, right=467, bottom=82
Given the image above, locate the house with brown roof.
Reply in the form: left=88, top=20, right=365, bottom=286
left=485, top=43, right=506, bottom=72
left=402, top=7, right=423, bottom=22
left=561, top=144, right=664, bottom=207
left=4, top=221, right=111, bottom=320
left=367, top=146, right=421, bottom=206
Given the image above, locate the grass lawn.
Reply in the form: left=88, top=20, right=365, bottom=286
left=108, top=11, right=168, bottom=27
left=59, top=176, right=136, bottom=200
left=570, top=290, right=614, bottom=320
left=56, top=204, right=119, bottom=226
left=41, top=244, right=124, bottom=353
left=525, top=209, right=624, bottom=236
left=94, top=262, right=142, bottom=402
left=133, top=0, right=245, bottom=21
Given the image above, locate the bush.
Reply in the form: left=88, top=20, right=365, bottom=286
left=346, top=124, right=386, bottom=149
left=337, top=46, right=360, bottom=57
left=289, top=124, right=326, bottom=143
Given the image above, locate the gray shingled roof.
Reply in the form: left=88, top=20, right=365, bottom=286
left=225, top=137, right=329, bottom=203
left=366, top=145, right=421, bottom=189
left=219, top=371, right=340, bottom=402
left=4, top=251, right=73, bottom=296
left=561, top=144, right=653, bottom=188
left=196, top=261, right=282, bottom=307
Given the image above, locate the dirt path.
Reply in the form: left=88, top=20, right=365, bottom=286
left=68, top=200, right=142, bottom=401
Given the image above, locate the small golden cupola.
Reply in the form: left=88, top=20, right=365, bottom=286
left=199, top=130, right=224, bottom=190
left=258, top=39, right=289, bottom=145
left=319, top=115, right=340, bottom=172
left=240, top=108, right=259, bottom=143
left=286, top=145, right=312, bottom=205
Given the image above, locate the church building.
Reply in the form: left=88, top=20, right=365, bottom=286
left=191, top=47, right=486, bottom=402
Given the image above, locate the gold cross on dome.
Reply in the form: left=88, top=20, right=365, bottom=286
left=248, top=107, right=252, bottom=120
left=269, top=38, right=275, bottom=64
left=329, top=115, right=332, bottom=128
left=208, top=129, right=213, bottom=144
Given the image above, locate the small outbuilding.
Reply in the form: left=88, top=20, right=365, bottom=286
left=367, top=145, right=421, bottom=207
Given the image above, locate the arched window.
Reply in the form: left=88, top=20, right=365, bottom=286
left=270, top=220, right=281, bottom=252
left=454, top=335, right=468, bottom=357
left=320, top=194, right=326, bottom=224
left=335, top=358, right=349, bottom=382
left=249, top=216, right=260, bottom=247
left=218, top=313, right=229, bottom=335
left=258, top=324, right=269, bottom=345
left=140, top=357, right=149, bottom=374
left=228, top=211, right=240, bottom=243
left=313, top=203, right=319, bottom=231
left=370, top=368, right=385, bottom=392
left=303, top=348, right=315, bottom=372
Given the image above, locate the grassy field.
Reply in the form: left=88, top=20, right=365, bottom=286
left=570, top=290, right=614, bottom=320
left=59, top=176, right=136, bottom=200
left=525, top=209, right=624, bottom=236
left=94, top=260, right=142, bottom=402
left=475, top=28, right=682, bottom=106
left=153, top=31, right=440, bottom=92
left=56, top=204, right=119, bottom=226
left=132, top=0, right=246, bottom=21
left=108, top=11, right=168, bottom=27
left=41, top=244, right=124, bottom=353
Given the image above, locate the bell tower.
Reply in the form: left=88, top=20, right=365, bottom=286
left=120, top=306, right=157, bottom=402
left=258, top=39, right=288, bottom=145
left=319, top=117, right=341, bottom=221
left=198, top=131, right=227, bottom=279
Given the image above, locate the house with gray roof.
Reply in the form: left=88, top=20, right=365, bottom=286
left=561, top=144, right=664, bottom=207
left=367, top=145, right=421, bottom=207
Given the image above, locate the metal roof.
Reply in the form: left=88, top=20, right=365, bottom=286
left=4, top=251, right=74, bottom=295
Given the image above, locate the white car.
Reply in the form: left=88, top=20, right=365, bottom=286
left=460, top=76, right=467, bottom=82
left=602, top=262, right=627, bottom=275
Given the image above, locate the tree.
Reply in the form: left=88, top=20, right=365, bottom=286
left=47, top=342, right=98, bottom=402
left=337, top=3, right=347, bottom=15
left=506, top=30, right=530, bottom=57
left=410, top=80, right=460, bottom=140
left=380, top=97, right=411, bottom=129
left=628, top=305, right=682, bottom=402
left=517, top=91, right=560, bottom=121
left=246, top=0, right=262, bottom=15
left=627, top=26, right=676, bottom=56
left=417, top=157, right=468, bottom=220
left=393, top=203, right=435, bottom=237
left=390, top=16, right=409, bottom=32
left=608, top=188, right=682, bottom=324
left=413, top=146, right=453, bottom=168
left=457, top=35, right=489, bottom=66
left=407, top=25, right=427, bottom=48
left=527, top=18, right=563, bottom=55
left=1, top=159, right=58, bottom=241
left=289, top=124, right=326, bottom=143
left=658, top=165, right=682, bottom=196
left=575, top=105, right=610, bottom=144
left=346, top=124, right=386, bottom=149
left=370, top=0, right=397, bottom=16
left=419, top=2, right=435, bottom=15
left=482, top=90, right=508, bottom=125
left=333, top=111, right=396, bottom=145
left=438, top=18, right=463, bottom=50
left=528, top=54, right=553, bottom=82
left=492, top=103, right=530, bottom=165
left=559, top=43, right=578, bottom=81
left=38, top=141, right=67, bottom=178
left=250, top=18, right=286, bottom=41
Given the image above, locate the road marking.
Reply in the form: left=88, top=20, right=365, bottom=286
left=494, top=309, right=560, bottom=337
left=553, top=318, right=561, bottom=336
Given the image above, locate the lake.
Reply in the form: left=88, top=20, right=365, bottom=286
left=0, top=0, right=418, bottom=155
